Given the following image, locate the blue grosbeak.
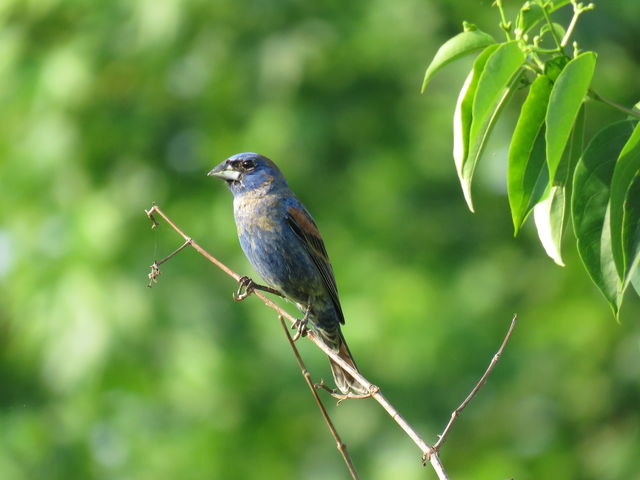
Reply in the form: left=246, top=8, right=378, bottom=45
left=208, top=152, right=365, bottom=394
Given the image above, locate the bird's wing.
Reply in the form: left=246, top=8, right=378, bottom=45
left=285, top=204, right=345, bottom=324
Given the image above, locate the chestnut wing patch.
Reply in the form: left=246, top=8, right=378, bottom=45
left=286, top=206, right=345, bottom=324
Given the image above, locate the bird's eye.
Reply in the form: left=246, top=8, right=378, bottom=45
left=241, top=160, right=255, bottom=171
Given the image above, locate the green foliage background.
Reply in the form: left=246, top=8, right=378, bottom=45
left=1, top=1, right=639, bottom=479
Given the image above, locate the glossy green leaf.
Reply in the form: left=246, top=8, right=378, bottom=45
left=533, top=106, right=585, bottom=266
left=533, top=185, right=567, bottom=267
left=610, top=121, right=640, bottom=281
left=453, top=45, right=499, bottom=195
left=556, top=104, right=585, bottom=187
left=461, top=41, right=525, bottom=211
left=534, top=185, right=566, bottom=265
left=421, top=28, right=496, bottom=93
left=621, top=173, right=640, bottom=291
left=632, top=255, right=640, bottom=296
left=508, top=75, right=553, bottom=234
left=546, top=52, right=596, bottom=183
left=571, top=121, right=635, bottom=315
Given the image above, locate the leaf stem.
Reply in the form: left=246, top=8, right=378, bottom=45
left=527, top=51, right=546, bottom=71
left=537, top=0, right=564, bottom=54
left=532, top=47, right=563, bottom=55
left=588, top=89, right=640, bottom=119
left=561, top=1, right=595, bottom=48
left=561, top=3, right=580, bottom=48
left=494, top=0, right=513, bottom=40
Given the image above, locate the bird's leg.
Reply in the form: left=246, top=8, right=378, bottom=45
left=314, top=379, right=374, bottom=404
left=291, top=303, right=312, bottom=342
left=233, top=276, right=284, bottom=302
left=233, top=276, right=254, bottom=301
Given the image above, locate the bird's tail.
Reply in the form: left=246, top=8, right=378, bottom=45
left=317, top=327, right=367, bottom=395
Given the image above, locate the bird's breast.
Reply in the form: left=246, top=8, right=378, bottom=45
left=232, top=193, right=321, bottom=301
left=233, top=194, right=283, bottom=237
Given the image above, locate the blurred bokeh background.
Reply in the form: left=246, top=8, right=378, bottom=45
left=1, top=0, right=639, bottom=479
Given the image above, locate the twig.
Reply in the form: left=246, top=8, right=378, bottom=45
left=588, top=89, right=640, bottom=120
left=145, top=205, right=241, bottom=282
left=433, top=315, right=517, bottom=451
left=145, top=204, right=520, bottom=480
left=493, top=0, right=512, bottom=41
left=537, top=0, right=565, bottom=54
left=147, top=238, right=192, bottom=287
left=560, top=1, right=595, bottom=48
left=278, top=316, right=360, bottom=480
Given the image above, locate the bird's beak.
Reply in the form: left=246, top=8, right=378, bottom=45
left=207, top=161, right=241, bottom=181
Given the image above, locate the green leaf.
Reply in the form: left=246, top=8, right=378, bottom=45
left=610, top=121, right=640, bottom=281
left=533, top=185, right=566, bottom=265
left=546, top=52, right=596, bottom=183
left=421, top=28, right=496, bottom=93
left=508, top=75, right=553, bottom=234
left=461, top=41, right=525, bottom=211
left=632, top=253, right=640, bottom=296
left=622, top=174, right=640, bottom=293
left=557, top=104, right=585, bottom=187
left=453, top=45, right=500, bottom=196
left=572, top=121, right=635, bottom=315
left=533, top=106, right=585, bottom=266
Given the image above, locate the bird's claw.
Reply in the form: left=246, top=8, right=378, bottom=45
left=233, top=276, right=255, bottom=301
left=291, top=303, right=312, bottom=342
left=291, top=318, right=309, bottom=342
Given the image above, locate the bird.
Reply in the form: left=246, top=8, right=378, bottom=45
left=208, top=152, right=366, bottom=394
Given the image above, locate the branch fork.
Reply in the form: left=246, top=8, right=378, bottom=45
left=145, top=204, right=518, bottom=480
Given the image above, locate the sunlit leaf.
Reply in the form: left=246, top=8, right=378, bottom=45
left=533, top=106, right=585, bottom=266
left=421, top=28, right=496, bottom=93
left=461, top=41, right=525, bottom=211
left=508, top=75, right=553, bottom=234
left=534, top=185, right=566, bottom=266
left=621, top=173, right=640, bottom=291
left=557, top=104, right=585, bottom=187
left=632, top=256, right=640, bottom=296
left=453, top=45, right=499, bottom=195
left=610, top=121, right=640, bottom=281
left=546, top=52, right=596, bottom=183
left=571, top=121, right=634, bottom=315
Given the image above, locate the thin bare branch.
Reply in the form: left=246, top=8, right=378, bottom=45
left=278, top=316, right=360, bottom=480
left=147, top=238, right=192, bottom=287
left=145, top=205, right=241, bottom=281
left=433, top=315, right=517, bottom=451
left=145, top=203, right=475, bottom=480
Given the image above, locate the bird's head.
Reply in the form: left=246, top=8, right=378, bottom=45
left=208, top=152, right=288, bottom=196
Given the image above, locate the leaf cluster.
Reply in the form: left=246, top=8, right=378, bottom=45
left=422, top=0, right=640, bottom=317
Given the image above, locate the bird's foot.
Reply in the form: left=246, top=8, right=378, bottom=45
left=291, top=304, right=312, bottom=342
left=291, top=319, right=308, bottom=342
left=233, top=276, right=285, bottom=302
left=233, top=276, right=258, bottom=301
left=314, top=379, right=374, bottom=404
